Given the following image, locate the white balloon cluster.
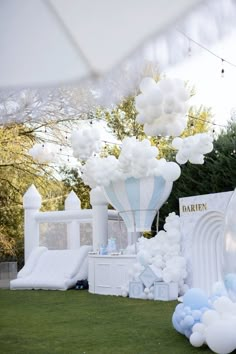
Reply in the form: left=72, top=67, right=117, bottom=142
left=191, top=295, right=236, bottom=354
left=81, top=137, right=181, bottom=188
left=81, top=155, right=119, bottom=188
left=71, top=126, right=101, bottom=160
left=28, top=143, right=57, bottom=163
left=135, top=77, right=190, bottom=137
left=124, top=212, right=187, bottom=299
left=173, top=283, right=236, bottom=354
left=172, top=133, right=213, bottom=164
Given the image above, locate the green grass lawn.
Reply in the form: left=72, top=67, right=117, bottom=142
left=0, top=289, right=213, bottom=354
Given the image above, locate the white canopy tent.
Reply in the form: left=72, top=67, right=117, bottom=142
left=0, top=0, right=236, bottom=125
left=0, top=0, right=207, bottom=88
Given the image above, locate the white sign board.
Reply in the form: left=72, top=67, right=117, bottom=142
left=179, top=191, right=233, bottom=294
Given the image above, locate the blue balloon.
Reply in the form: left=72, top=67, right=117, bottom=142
left=225, top=273, right=236, bottom=292
left=184, top=329, right=192, bottom=338
left=175, top=313, right=182, bottom=322
left=192, top=310, right=201, bottom=321
left=183, top=306, right=191, bottom=315
left=183, top=315, right=194, bottom=327
left=175, top=303, right=184, bottom=312
left=172, top=313, right=184, bottom=334
left=183, top=288, right=209, bottom=310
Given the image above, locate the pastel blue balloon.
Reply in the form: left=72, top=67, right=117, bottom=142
left=183, top=315, right=194, bottom=327
left=175, top=313, right=182, bottom=322
left=225, top=273, right=236, bottom=292
left=183, top=306, right=191, bottom=315
left=175, top=303, right=184, bottom=312
left=183, top=288, right=209, bottom=310
left=184, top=329, right=192, bottom=338
left=172, top=313, right=184, bottom=335
left=192, top=310, right=201, bottom=321
left=180, top=319, right=185, bottom=329
left=201, top=306, right=210, bottom=313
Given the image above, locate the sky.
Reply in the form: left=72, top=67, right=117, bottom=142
left=166, top=29, right=236, bottom=130
left=63, top=27, right=236, bottom=165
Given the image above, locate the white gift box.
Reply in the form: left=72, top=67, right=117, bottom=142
left=154, top=281, right=178, bottom=301
left=129, top=281, right=144, bottom=299
left=139, top=265, right=162, bottom=288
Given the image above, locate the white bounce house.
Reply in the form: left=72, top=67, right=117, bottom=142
left=10, top=184, right=127, bottom=290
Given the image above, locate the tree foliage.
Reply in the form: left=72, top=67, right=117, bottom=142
left=0, top=123, right=65, bottom=264
left=60, top=166, right=91, bottom=209
left=159, top=120, right=236, bottom=225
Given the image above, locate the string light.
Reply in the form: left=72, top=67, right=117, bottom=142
left=187, top=114, right=228, bottom=129
left=177, top=29, right=236, bottom=70
left=188, top=39, right=192, bottom=57
left=221, top=59, right=225, bottom=78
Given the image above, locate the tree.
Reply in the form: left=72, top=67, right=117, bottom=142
left=60, top=166, right=91, bottom=209
left=159, top=120, right=236, bottom=225
left=0, top=123, right=66, bottom=266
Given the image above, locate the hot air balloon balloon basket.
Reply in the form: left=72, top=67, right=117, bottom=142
left=118, top=208, right=158, bottom=254
left=118, top=208, right=158, bottom=233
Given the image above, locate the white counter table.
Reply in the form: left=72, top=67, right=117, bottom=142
left=88, top=254, right=136, bottom=296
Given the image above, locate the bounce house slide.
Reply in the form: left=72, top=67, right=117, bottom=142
left=10, top=245, right=92, bottom=290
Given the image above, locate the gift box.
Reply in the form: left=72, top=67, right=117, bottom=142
left=139, top=265, right=162, bottom=288
left=129, top=281, right=144, bottom=299
left=154, top=281, right=178, bottom=301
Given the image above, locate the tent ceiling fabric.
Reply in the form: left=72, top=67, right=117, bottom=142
left=0, top=0, right=203, bottom=88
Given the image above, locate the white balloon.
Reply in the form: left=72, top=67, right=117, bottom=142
left=71, top=127, right=101, bottom=160
left=176, top=152, right=188, bottom=165
left=190, top=332, right=205, bottom=347
left=28, top=143, right=57, bottom=163
left=205, top=321, right=236, bottom=354
left=148, top=87, right=163, bottom=105
left=159, top=78, right=175, bottom=93
left=172, top=137, right=183, bottom=150
left=213, top=296, right=234, bottom=313
left=202, top=310, right=220, bottom=326
left=135, top=94, right=147, bottom=110
left=139, top=77, right=157, bottom=94
left=177, top=87, right=190, bottom=101
left=161, top=162, right=181, bottom=182
left=135, top=77, right=190, bottom=137
left=148, top=292, right=154, bottom=300
left=192, top=322, right=206, bottom=335
left=173, top=133, right=213, bottom=165
left=136, top=113, right=146, bottom=124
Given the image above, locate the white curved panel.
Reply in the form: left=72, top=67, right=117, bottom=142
left=223, top=189, right=236, bottom=274
left=191, top=211, right=224, bottom=295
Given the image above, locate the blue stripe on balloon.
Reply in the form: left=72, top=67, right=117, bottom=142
left=145, top=176, right=165, bottom=228
left=125, top=177, right=140, bottom=230
left=104, top=182, right=131, bottom=229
